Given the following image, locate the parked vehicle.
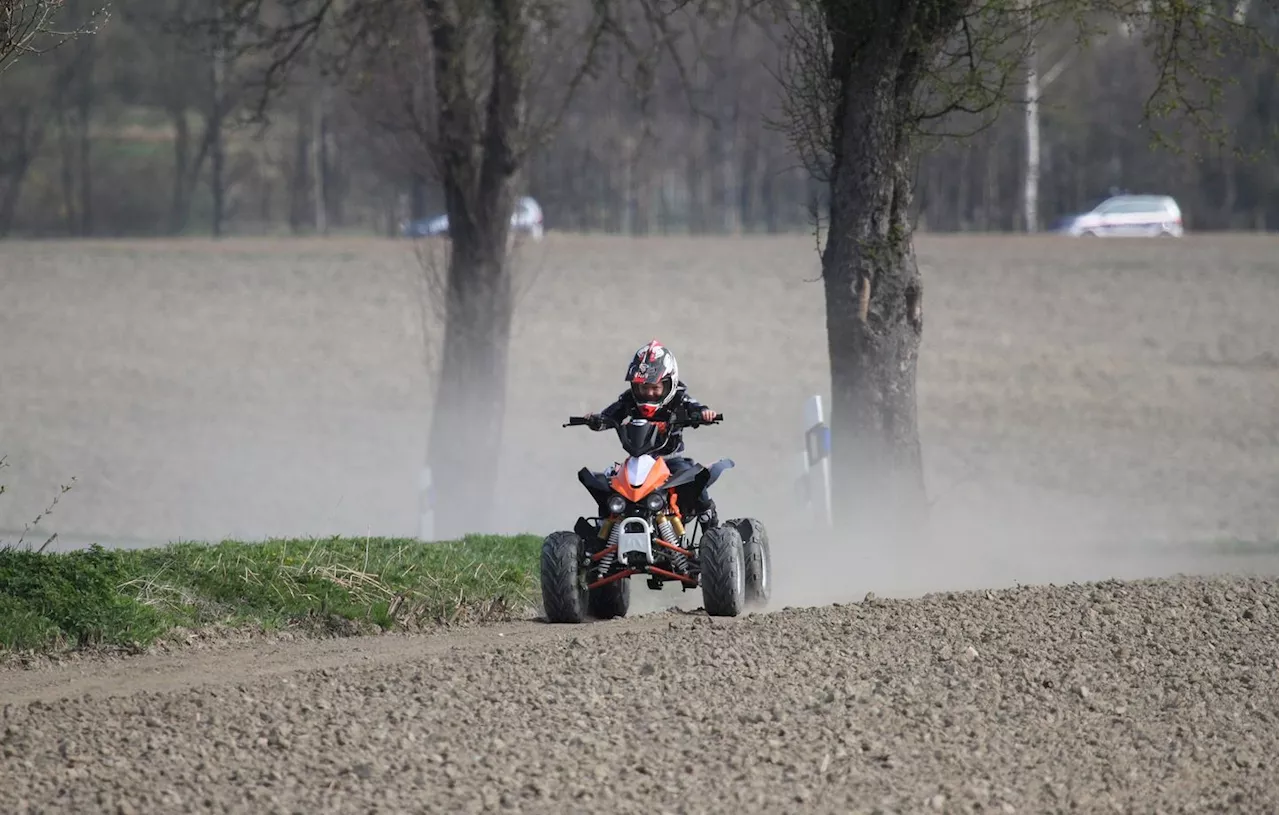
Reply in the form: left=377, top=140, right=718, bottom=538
left=1050, top=194, right=1184, bottom=237
left=400, top=196, right=545, bottom=240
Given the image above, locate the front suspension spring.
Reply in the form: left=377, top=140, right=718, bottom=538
left=657, top=517, right=688, bottom=573
left=596, top=521, right=622, bottom=577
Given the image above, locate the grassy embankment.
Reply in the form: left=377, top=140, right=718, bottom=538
left=0, top=535, right=543, bottom=655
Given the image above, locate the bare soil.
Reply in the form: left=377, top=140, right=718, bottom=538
left=0, top=233, right=1276, bottom=812
left=1, top=576, right=1275, bottom=813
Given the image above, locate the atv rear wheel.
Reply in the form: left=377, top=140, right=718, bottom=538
left=588, top=577, right=630, bottom=620
left=699, top=524, right=745, bottom=617
left=540, top=531, right=588, bottom=623
left=728, top=517, right=772, bottom=609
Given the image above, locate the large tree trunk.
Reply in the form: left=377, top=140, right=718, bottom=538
left=421, top=0, right=525, bottom=539
left=821, top=9, right=935, bottom=546
left=425, top=153, right=518, bottom=536
left=426, top=226, right=515, bottom=539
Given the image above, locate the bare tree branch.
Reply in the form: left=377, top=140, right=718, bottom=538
left=0, top=0, right=110, bottom=76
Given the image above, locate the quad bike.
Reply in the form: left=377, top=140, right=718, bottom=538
left=540, top=408, right=772, bottom=623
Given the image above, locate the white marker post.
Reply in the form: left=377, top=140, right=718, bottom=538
left=418, top=465, right=435, bottom=542
left=801, top=395, right=833, bottom=530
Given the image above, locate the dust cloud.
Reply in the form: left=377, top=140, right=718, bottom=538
left=0, top=234, right=1275, bottom=607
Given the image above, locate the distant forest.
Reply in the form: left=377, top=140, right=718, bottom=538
left=1, top=0, right=1274, bottom=239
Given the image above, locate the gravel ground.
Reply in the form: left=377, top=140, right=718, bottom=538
left=2, top=575, right=1276, bottom=814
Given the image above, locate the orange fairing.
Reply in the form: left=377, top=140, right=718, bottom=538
left=610, top=457, right=671, bottom=502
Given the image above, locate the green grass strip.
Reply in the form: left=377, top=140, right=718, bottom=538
left=0, top=535, right=542, bottom=654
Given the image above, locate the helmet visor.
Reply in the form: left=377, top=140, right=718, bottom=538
left=631, top=379, right=671, bottom=404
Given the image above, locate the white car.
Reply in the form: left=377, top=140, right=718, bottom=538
left=1051, top=194, right=1185, bottom=237
left=401, top=196, right=545, bottom=240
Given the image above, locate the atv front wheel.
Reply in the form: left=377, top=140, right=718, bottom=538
left=588, top=576, right=630, bottom=620
left=699, top=525, right=746, bottom=617
left=728, top=517, right=772, bottom=609
left=540, top=531, right=588, bottom=623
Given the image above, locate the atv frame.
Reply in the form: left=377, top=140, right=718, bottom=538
left=540, top=410, right=771, bottom=623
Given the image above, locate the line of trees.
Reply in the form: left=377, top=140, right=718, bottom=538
left=0, top=0, right=1274, bottom=240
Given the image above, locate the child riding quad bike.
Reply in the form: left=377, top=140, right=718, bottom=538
left=586, top=339, right=723, bottom=527
left=539, top=340, right=772, bottom=623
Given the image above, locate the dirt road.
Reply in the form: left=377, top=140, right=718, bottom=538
left=2, top=574, right=1275, bottom=814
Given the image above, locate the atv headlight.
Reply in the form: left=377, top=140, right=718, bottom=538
left=606, top=495, right=626, bottom=515
left=645, top=492, right=666, bottom=511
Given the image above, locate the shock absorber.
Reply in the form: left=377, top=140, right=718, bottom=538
left=657, top=516, right=688, bottom=573
left=597, top=521, right=621, bottom=577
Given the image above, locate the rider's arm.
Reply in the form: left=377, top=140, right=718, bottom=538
left=673, top=384, right=716, bottom=422
left=591, top=393, right=630, bottom=429
left=679, top=393, right=705, bottom=413
left=673, top=383, right=707, bottom=412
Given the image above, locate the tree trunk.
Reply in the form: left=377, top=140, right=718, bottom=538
left=170, top=109, right=191, bottom=235
left=0, top=106, right=47, bottom=237
left=761, top=156, right=778, bottom=233
left=56, top=104, right=78, bottom=235
left=0, top=152, right=31, bottom=236
left=410, top=173, right=429, bottom=221
left=982, top=137, right=999, bottom=229
left=1220, top=147, right=1237, bottom=229
left=210, top=12, right=227, bottom=239
left=821, top=11, right=933, bottom=546
left=1024, top=44, right=1041, bottom=232
left=168, top=101, right=219, bottom=236
left=421, top=0, right=525, bottom=538
left=659, top=170, right=674, bottom=234
left=621, top=148, right=634, bottom=235
left=289, top=118, right=308, bottom=233
left=210, top=119, right=225, bottom=237
left=739, top=127, right=758, bottom=232
left=311, top=89, right=327, bottom=235
left=425, top=220, right=515, bottom=539
left=686, top=123, right=704, bottom=233
left=719, top=103, right=738, bottom=234
left=76, top=35, right=94, bottom=236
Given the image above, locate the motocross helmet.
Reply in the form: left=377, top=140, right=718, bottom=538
left=626, top=339, right=679, bottom=418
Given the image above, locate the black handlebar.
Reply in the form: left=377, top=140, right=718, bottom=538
left=562, top=410, right=724, bottom=429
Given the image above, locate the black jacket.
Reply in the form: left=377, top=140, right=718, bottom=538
left=598, top=381, right=707, bottom=457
